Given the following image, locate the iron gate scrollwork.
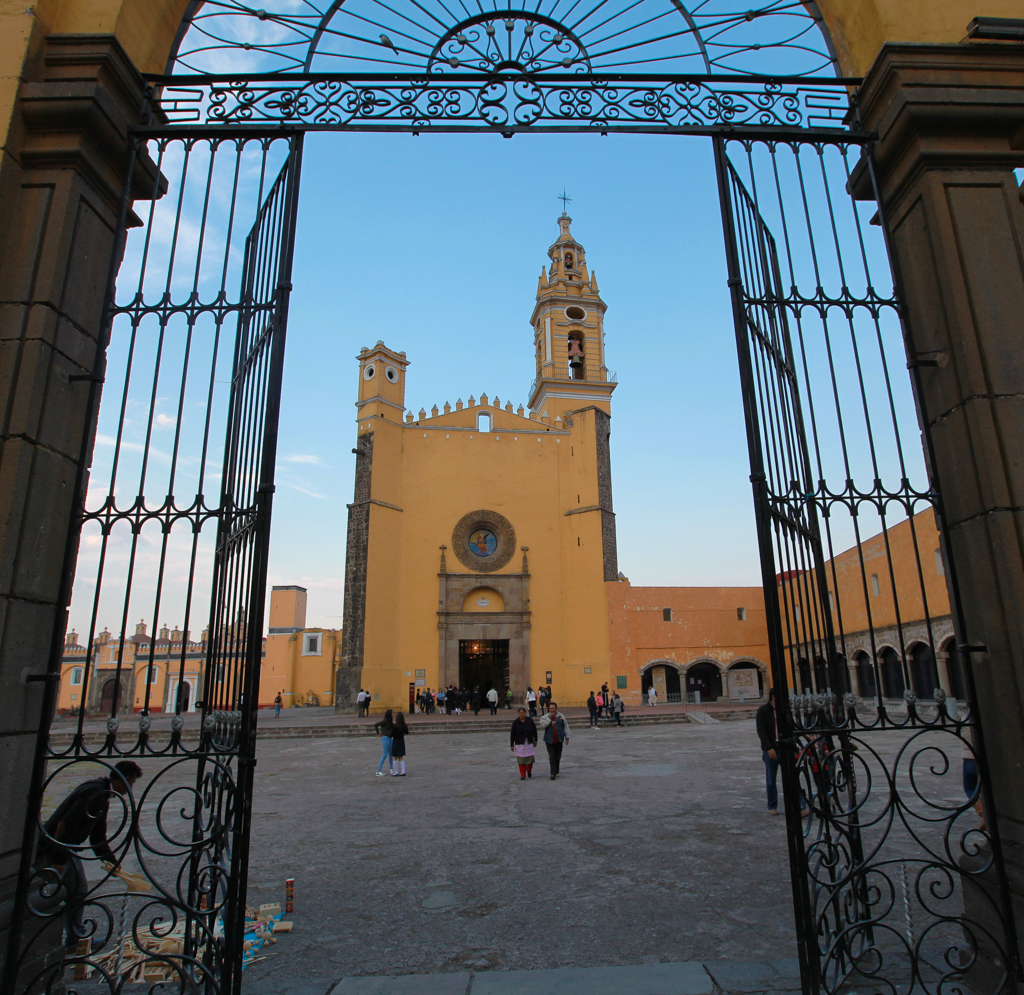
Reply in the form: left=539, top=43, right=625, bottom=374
left=714, top=134, right=1021, bottom=995
left=3, top=130, right=302, bottom=994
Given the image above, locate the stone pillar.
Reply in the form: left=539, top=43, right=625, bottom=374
left=0, top=33, right=161, bottom=979
left=847, top=663, right=861, bottom=698
left=936, top=646, right=954, bottom=697
left=857, top=41, right=1024, bottom=952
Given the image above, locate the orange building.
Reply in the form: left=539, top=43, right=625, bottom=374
left=607, top=581, right=770, bottom=705
left=779, top=508, right=963, bottom=701
left=259, top=585, right=340, bottom=708
left=56, top=621, right=225, bottom=715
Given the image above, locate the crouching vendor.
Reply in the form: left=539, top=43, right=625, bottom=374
left=34, top=759, right=142, bottom=949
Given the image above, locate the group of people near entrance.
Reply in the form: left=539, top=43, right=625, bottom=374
left=415, top=686, right=514, bottom=716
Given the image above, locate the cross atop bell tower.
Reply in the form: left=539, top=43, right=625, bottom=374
left=528, top=213, right=615, bottom=419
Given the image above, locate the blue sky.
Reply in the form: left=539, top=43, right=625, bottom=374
left=69, top=127, right=925, bottom=638
left=267, top=130, right=763, bottom=627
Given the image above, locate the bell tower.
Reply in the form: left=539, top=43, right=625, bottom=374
left=528, top=212, right=616, bottom=419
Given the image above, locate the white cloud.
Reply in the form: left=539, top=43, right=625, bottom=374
left=285, top=454, right=326, bottom=465
left=283, top=483, right=326, bottom=499
left=156, top=413, right=176, bottom=428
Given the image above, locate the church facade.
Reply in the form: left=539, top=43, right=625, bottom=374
left=336, top=214, right=621, bottom=711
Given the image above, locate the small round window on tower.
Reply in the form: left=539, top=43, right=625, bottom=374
left=385, top=365, right=398, bottom=383
left=565, top=306, right=585, bottom=320
left=363, top=363, right=376, bottom=380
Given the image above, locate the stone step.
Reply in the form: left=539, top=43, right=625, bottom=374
left=46, top=710, right=698, bottom=749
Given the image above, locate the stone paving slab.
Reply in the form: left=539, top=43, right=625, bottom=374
left=331, top=972, right=473, bottom=995
left=471, top=962, right=714, bottom=995
left=242, top=961, right=795, bottom=995
left=703, top=959, right=801, bottom=991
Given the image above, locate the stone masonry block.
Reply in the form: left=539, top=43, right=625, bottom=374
left=0, top=731, right=39, bottom=855
left=10, top=444, right=78, bottom=604
left=0, top=437, right=38, bottom=597
left=0, top=184, right=54, bottom=304
left=929, top=403, right=990, bottom=526
left=944, top=182, right=1024, bottom=397
left=58, top=193, right=115, bottom=337
left=0, top=593, right=57, bottom=735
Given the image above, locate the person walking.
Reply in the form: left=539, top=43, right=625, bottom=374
left=505, top=687, right=513, bottom=710
left=648, top=685, right=657, bottom=707
left=487, top=686, right=499, bottom=715
left=510, top=707, right=538, bottom=779
left=756, top=689, right=808, bottom=816
left=539, top=701, right=570, bottom=780
left=356, top=689, right=367, bottom=717
left=274, top=692, right=282, bottom=718
left=613, top=693, right=625, bottom=726
left=526, top=687, right=537, bottom=717
left=35, top=759, right=143, bottom=948
left=391, top=711, right=409, bottom=776
left=471, top=686, right=483, bottom=716
left=374, top=709, right=395, bottom=776
left=587, top=692, right=599, bottom=728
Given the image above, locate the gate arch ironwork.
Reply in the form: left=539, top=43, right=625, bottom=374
left=3, top=2, right=1021, bottom=994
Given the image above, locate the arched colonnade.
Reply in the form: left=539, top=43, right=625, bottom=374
left=639, top=657, right=768, bottom=703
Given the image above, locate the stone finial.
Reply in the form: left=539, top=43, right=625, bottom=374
left=493, top=396, right=499, bottom=408
left=506, top=401, right=513, bottom=412
left=480, top=393, right=488, bottom=406
left=468, top=396, right=476, bottom=407
left=444, top=401, right=451, bottom=414
left=418, top=408, right=426, bottom=420
left=541, top=410, right=551, bottom=424
left=439, top=545, right=448, bottom=573
left=456, top=399, right=463, bottom=410
left=517, top=404, right=524, bottom=416
left=405, top=412, right=414, bottom=423
left=554, top=415, right=563, bottom=425
left=431, top=405, right=439, bottom=417
left=528, top=409, right=535, bottom=419
left=521, top=546, right=530, bottom=573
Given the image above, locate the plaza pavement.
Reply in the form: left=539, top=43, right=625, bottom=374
left=236, top=719, right=799, bottom=994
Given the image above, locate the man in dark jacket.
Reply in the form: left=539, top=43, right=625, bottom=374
left=756, top=689, right=807, bottom=817
left=587, top=692, right=599, bottom=728
left=36, top=759, right=143, bottom=947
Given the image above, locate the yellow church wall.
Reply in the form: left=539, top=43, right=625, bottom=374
left=356, top=398, right=612, bottom=711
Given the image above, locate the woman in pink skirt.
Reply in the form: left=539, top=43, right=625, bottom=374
left=509, top=707, right=538, bottom=779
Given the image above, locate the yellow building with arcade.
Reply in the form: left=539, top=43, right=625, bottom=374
left=336, top=212, right=618, bottom=711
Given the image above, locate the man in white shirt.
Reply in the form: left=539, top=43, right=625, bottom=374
left=486, top=686, right=499, bottom=716
left=356, top=689, right=367, bottom=717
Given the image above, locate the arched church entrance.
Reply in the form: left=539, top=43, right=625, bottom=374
left=100, top=678, right=122, bottom=715
left=684, top=661, right=723, bottom=702
left=7, top=2, right=1018, bottom=993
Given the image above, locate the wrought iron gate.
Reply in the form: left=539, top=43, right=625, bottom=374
left=4, top=1, right=1022, bottom=992
left=3, top=130, right=302, bottom=994
left=714, top=133, right=1020, bottom=995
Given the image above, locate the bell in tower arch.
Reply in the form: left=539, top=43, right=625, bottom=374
left=567, top=334, right=585, bottom=379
